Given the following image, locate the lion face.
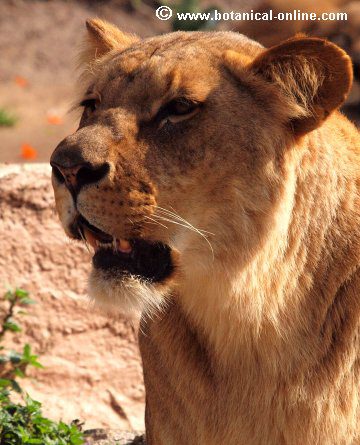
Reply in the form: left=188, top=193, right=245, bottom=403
left=50, top=20, right=352, bottom=315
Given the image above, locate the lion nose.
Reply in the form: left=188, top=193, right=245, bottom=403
left=51, top=160, right=110, bottom=193
left=50, top=129, right=111, bottom=195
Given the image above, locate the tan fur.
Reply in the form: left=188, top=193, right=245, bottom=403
left=51, top=21, right=360, bottom=444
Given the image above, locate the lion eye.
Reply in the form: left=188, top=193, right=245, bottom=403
left=157, top=98, right=200, bottom=129
left=166, top=98, right=198, bottom=116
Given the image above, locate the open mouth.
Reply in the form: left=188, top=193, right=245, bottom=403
left=76, top=215, right=174, bottom=283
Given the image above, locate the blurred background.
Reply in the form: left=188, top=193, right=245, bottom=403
left=0, top=0, right=359, bottom=164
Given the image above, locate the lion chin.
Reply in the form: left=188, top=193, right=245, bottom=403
left=88, top=268, right=170, bottom=316
left=56, top=210, right=177, bottom=316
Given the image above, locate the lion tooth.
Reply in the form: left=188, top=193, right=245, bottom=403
left=117, top=239, right=132, bottom=253
left=83, top=227, right=98, bottom=251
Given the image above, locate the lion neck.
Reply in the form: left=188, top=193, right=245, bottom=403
left=175, top=117, right=360, bottom=375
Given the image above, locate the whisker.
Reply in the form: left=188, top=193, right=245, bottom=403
left=151, top=214, right=214, bottom=259
left=143, top=215, right=169, bottom=230
left=151, top=214, right=198, bottom=231
left=154, top=206, right=215, bottom=236
left=168, top=205, right=216, bottom=236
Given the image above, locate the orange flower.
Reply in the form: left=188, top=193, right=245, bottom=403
left=21, top=143, right=38, bottom=160
left=47, top=114, right=63, bottom=125
left=14, top=76, right=28, bottom=88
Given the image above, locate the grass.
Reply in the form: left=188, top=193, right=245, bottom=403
left=0, top=108, right=18, bottom=127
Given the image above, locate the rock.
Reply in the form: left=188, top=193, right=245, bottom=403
left=0, top=163, right=145, bottom=431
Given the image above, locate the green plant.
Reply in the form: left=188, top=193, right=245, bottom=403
left=0, top=390, right=84, bottom=445
left=0, top=288, right=84, bottom=445
left=0, top=288, right=41, bottom=392
left=0, top=108, right=18, bottom=127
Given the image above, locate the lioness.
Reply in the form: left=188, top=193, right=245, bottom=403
left=50, top=20, right=360, bottom=444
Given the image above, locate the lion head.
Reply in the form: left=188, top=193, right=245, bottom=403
left=50, top=20, right=352, bottom=317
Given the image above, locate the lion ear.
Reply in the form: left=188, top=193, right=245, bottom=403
left=82, top=18, right=140, bottom=63
left=248, top=36, right=353, bottom=135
